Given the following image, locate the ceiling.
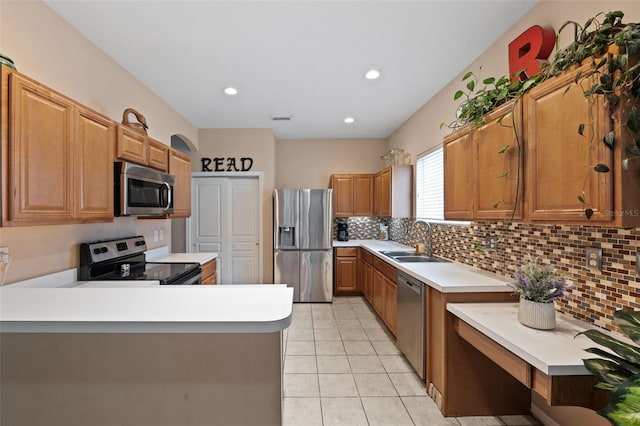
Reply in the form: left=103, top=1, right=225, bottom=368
left=44, top=1, right=538, bottom=139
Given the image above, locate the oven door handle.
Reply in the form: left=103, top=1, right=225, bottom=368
left=163, top=182, right=172, bottom=212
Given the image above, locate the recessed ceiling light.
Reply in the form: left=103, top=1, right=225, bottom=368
left=364, top=69, right=381, bottom=80
left=344, top=117, right=355, bottom=124
left=224, top=87, right=238, bottom=96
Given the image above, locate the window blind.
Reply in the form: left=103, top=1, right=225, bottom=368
left=416, top=147, right=444, bottom=220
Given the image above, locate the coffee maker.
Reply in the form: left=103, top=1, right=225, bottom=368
left=337, top=223, right=349, bottom=241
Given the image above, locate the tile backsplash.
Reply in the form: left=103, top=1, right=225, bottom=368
left=334, top=217, right=385, bottom=240
left=390, top=218, right=640, bottom=333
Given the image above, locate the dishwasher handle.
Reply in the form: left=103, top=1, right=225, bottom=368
left=398, top=273, right=422, bottom=295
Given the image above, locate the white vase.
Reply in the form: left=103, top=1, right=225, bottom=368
left=518, top=298, right=556, bottom=330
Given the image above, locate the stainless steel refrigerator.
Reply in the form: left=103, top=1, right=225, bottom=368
left=273, top=189, right=333, bottom=302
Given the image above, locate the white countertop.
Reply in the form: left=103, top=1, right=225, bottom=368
left=447, top=302, right=614, bottom=376
left=1, top=284, right=293, bottom=333
left=145, top=247, right=217, bottom=265
left=334, top=240, right=512, bottom=293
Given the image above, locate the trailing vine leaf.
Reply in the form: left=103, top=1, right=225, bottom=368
left=629, top=109, right=640, bottom=133
left=578, top=194, right=585, bottom=204
left=498, top=145, right=510, bottom=154
left=497, top=171, right=509, bottom=179
left=604, top=131, right=615, bottom=149
left=585, top=208, right=594, bottom=219
left=454, top=90, right=464, bottom=101
left=594, top=164, right=611, bottom=173
left=578, top=123, right=586, bottom=135
left=626, top=145, right=640, bottom=156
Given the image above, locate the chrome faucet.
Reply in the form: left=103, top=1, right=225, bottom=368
left=410, top=220, right=433, bottom=257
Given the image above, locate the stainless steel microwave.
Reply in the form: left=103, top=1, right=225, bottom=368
left=114, top=161, right=175, bottom=216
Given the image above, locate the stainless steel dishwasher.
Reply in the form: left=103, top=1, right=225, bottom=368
left=396, top=271, right=425, bottom=379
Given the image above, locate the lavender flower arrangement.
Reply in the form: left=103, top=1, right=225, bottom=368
left=508, top=258, right=572, bottom=303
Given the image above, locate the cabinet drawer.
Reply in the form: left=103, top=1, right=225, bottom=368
left=359, top=248, right=373, bottom=264
left=373, top=257, right=397, bottom=282
left=335, top=247, right=358, bottom=257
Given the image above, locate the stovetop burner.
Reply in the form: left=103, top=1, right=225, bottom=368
left=79, top=236, right=201, bottom=285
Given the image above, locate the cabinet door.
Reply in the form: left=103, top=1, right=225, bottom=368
left=443, top=128, right=474, bottom=220
left=9, top=73, right=74, bottom=223
left=75, top=107, right=115, bottom=221
left=373, top=173, right=382, bottom=216
left=362, top=260, right=373, bottom=303
left=332, top=175, right=354, bottom=217
left=335, top=256, right=358, bottom=293
left=147, top=138, right=169, bottom=172
left=372, top=269, right=386, bottom=316
left=474, top=101, right=523, bottom=220
left=384, top=277, right=397, bottom=335
left=116, top=125, right=148, bottom=165
left=353, top=175, right=374, bottom=216
left=169, top=149, right=192, bottom=218
left=377, top=168, right=391, bottom=217
left=525, top=64, right=612, bottom=223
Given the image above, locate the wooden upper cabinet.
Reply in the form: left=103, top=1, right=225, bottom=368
left=374, top=166, right=412, bottom=218
left=444, top=128, right=474, bottom=220
left=353, top=174, right=374, bottom=216
left=75, top=107, right=115, bottom=221
left=331, top=174, right=354, bottom=217
left=525, top=64, right=613, bottom=224
left=474, top=100, right=524, bottom=220
left=147, top=138, right=169, bottom=172
left=9, top=72, right=75, bottom=223
left=169, top=148, right=192, bottom=218
left=116, top=125, right=148, bottom=165
left=2, top=68, right=117, bottom=226
left=376, top=168, right=391, bottom=216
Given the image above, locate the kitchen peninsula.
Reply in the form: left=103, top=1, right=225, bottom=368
left=0, top=283, right=293, bottom=426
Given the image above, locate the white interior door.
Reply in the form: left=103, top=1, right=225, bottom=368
left=192, top=179, right=224, bottom=253
left=188, top=175, right=261, bottom=284
left=228, top=178, right=260, bottom=283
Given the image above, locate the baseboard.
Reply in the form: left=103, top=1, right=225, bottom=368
left=531, top=402, right=560, bottom=426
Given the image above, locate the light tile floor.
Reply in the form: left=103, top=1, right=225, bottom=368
left=283, top=296, right=541, bottom=426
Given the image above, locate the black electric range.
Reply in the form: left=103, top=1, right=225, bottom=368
left=79, top=236, right=201, bottom=285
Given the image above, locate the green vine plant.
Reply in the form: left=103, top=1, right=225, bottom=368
left=442, top=10, right=640, bottom=231
left=441, top=69, right=542, bottom=251
left=551, top=11, right=640, bottom=218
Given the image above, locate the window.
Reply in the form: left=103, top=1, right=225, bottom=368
left=415, top=147, right=444, bottom=220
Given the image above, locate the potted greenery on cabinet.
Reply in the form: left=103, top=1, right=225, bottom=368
left=442, top=11, right=640, bottom=228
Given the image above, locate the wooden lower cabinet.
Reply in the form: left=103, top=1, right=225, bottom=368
left=359, top=249, right=373, bottom=303
left=383, top=277, right=397, bottom=335
left=201, top=258, right=217, bottom=284
left=426, top=288, right=521, bottom=416
left=372, top=269, right=386, bottom=316
left=372, top=257, right=397, bottom=336
left=334, top=247, right=359, bottom=294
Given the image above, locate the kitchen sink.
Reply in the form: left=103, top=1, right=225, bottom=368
left=380, top=251, right=450, bottom=263
left=393, top=256, right=449, bottom=263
